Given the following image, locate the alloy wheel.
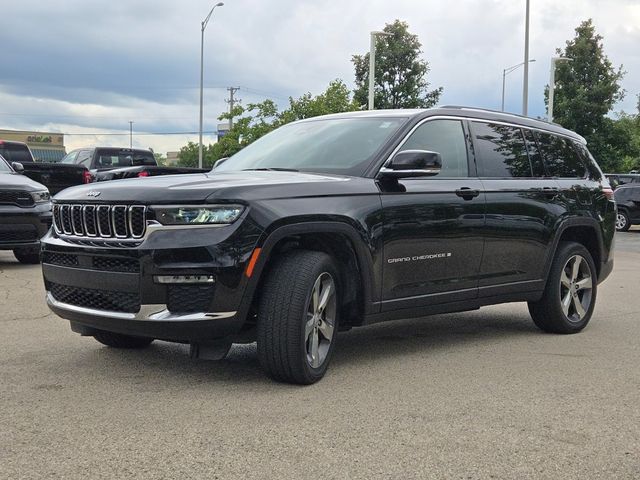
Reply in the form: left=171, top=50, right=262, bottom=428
left=304, top=272, right=336, bottom=369
left=559, top=254, right=593, bottom=323
left=616, top=213, right=627, bottom=230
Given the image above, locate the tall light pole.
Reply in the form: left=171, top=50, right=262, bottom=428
left=199, top=2, right=224, bottom=169
left=128, top=121, right=133, bottom=148
left=522, top=0, right=530, bottom=116
left=548, top=56, right=572, bottom=123
left=501, top=60, right=536, bottom=112
left=368, top=31, right=393, bottom=110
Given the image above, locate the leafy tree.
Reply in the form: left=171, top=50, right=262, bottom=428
left=153, top=152, right=167, bottom=166
left=352, top=20, right=443, bottom=109
left=545, top=19, right=625, bottom=171
left=279, top=79, right=358, bottom=124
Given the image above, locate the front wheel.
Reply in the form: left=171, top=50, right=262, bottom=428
left=616, top=211, right=631, bottom=231
left=257, top=250, right=339, bottom=384
left=528, top=242, right=597, bottom=334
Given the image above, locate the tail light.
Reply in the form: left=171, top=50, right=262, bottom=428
left=82, top=170, right=94, bottom=184
left=137, top=171, right=149, bottom=177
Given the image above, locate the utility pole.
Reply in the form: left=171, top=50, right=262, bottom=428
left=226, top=87, right=240, bottom=129
left=522, top=0, right=531, bottom=116
left=129, top=121, right=133, bottom=148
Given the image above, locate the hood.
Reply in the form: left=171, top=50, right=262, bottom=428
left=0, top=172, right=48, bottom=192
left=53, top=170, right=378, bottom=204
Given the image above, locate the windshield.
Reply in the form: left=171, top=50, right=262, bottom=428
left=214, top=117, right=406, bottom=176
left=0, top=156, right=12, bottom=173
left=0, top=143, right=32, bottom=163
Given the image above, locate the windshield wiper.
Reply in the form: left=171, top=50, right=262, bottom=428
left=243, top=167, right=299, bottom=172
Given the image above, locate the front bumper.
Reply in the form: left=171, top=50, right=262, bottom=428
left=0, top=203, right=52, bottom=250
left=41, top=217, right=263, bottom=342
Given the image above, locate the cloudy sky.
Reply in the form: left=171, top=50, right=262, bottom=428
left=1, top=0, right=638, bottom=154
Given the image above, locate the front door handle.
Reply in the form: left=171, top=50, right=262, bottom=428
left=455, top=187, right=480, bottom=200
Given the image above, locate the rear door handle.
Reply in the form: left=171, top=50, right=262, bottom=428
left=455, top=187, right=480, bottom=200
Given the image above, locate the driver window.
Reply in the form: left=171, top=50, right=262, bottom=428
left=400, top=119, right=468, bottom=177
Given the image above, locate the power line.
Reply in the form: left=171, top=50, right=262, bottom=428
left=63, top=131, right=218, bottom=136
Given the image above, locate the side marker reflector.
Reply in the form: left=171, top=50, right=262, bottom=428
left=245, top=248, right=262, bottom=278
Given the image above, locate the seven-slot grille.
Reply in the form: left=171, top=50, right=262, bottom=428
left=53, top=204, right=147, bottom=240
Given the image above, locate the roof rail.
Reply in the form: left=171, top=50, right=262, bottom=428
left=438, top=105, right=563, bottom=127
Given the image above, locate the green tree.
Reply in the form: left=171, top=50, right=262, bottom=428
left=545, top=19, right=625, bottom=171
left=153, top=152, right=167, bottom=166
left=278, top=79, right=358, bottom=124
left=352, top=20, right=443, bottom=109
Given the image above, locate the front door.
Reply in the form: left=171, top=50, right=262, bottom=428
left=379, top=118, right=485, bottom=312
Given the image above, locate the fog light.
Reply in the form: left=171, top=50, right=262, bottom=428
left=154, top=275, right=215, bottom=284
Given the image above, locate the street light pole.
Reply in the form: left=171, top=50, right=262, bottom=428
left=522, top=0, right=530, bottom=116
left=368, top=31, right=393, bottom=110
left=198, top=2, right=224, bottom=169
left=501, top=60, right=536, bottom=112
left=128, top=121, right=133, bottom=148
left=548, top=56, right=572, bottom=123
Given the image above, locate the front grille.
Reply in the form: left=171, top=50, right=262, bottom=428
left=0, top=228, right=38, bottom=243
left=42, top=252, right=79, bottom=267
left=0, top=190, right=35, bottom=207
left=49, top=283, right=140, bottom=313
left=92, top=256, right=140, bottom=273
left=53, top=204, right=147, bottom=240
left=167, top=284, right=214, bottom=313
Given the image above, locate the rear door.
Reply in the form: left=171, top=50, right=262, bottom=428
left=379, top=118, right=485, bottom=310
left=469, top=122, right=562, bottom=294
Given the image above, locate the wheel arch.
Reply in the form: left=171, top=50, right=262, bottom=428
left=546, top=218, right=605, bottom=280
left=239, top=221, right=378, bottom=328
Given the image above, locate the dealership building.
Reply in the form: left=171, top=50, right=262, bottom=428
left=0, top=129, right=66, bottom=162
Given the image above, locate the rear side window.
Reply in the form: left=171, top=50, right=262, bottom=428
left=572, top=142, right=602, bottom=180
left=470, top=122, right=532, bottom=177
left=536, top=133, right=586, bottom=178
left=400, top=119, right=468, bottom=177
left=95, top=149, right=155, bottom=168
left=0, top=143, right=32, bottom=163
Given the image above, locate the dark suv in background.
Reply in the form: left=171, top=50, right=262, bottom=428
left=614, top=184, right=640, bottom=231
left=42, top=107, right=615, bottom=384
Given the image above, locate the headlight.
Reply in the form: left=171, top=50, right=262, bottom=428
left=153, top=205, right=244, bottom=225
left=30, top=190, right=51, bottom=203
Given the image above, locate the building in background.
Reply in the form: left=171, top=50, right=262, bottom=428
left=0, top=129, right=66, bottom=162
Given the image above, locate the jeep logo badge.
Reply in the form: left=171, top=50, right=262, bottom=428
left=87, top=191, right=101, bottom=197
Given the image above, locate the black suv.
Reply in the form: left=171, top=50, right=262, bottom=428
left=0, top=155, right=52, bottom=263
left=614, top=184, right=640, bottom=231
left=41, top=107, right=615, bottom=384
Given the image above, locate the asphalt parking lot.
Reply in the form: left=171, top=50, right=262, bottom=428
left=1, top=231, right=639, bottom=479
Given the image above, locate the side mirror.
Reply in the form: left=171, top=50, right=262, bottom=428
left=379, top=150, right=442, bottom=178
left=212, top=157, right=229, bottom=170
left=11, top=162, right=24, bottom=173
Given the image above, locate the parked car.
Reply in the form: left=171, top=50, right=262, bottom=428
left=0, top=140, right=91, bottom=195
left=60, top=147, right=207, bottom=181
left=613, top=184, right=640, bottom=231
left=42, top=106, right=615, bottom=384
left=0, top=154, right=52, bottom=263
left=605, top=173, right=640, bottom=189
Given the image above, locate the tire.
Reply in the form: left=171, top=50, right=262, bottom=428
left=616, top=210, right=631, bottom=231
left=528, top=241, right=597, bottom=334
left=257, top=250, right=340, bottom=384
left=93, top=330, right=154, bottom=349
left=13, top=248, right=40, bottom=264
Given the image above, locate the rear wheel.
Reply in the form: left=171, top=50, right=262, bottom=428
left=528, top=242, right=597, bottom=334
left=257, top=250, right=339, bottom=384
left=13, top=247, right=40, bottom=264
left=93, top=330, right=154, bottom=349
left=616, top=211, right=631, bottom=231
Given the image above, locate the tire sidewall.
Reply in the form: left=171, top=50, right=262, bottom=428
left=546, top=243, right=598, bottom=332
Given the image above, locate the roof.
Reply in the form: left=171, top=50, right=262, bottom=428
left=298, top=106, right=586, bottom=143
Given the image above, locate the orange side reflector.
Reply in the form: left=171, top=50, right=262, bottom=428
left=245, top=248, right=262, bottom=278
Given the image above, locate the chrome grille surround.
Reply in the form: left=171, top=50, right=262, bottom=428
left=53, top=204, right=147, bottom=241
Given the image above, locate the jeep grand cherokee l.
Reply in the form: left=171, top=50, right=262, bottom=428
left=41, top=107, right=615, bottom=384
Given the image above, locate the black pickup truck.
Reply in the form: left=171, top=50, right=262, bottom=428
left=60, top=147, right=207, bottom=181
left=0, top=140, right=90, bottom=195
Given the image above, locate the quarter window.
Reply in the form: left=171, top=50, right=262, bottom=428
left=536, top=133, right=586, bottom=178
left=400, top=119, right=468, bottom=177
left=470, top=122, right=532, bottom=177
